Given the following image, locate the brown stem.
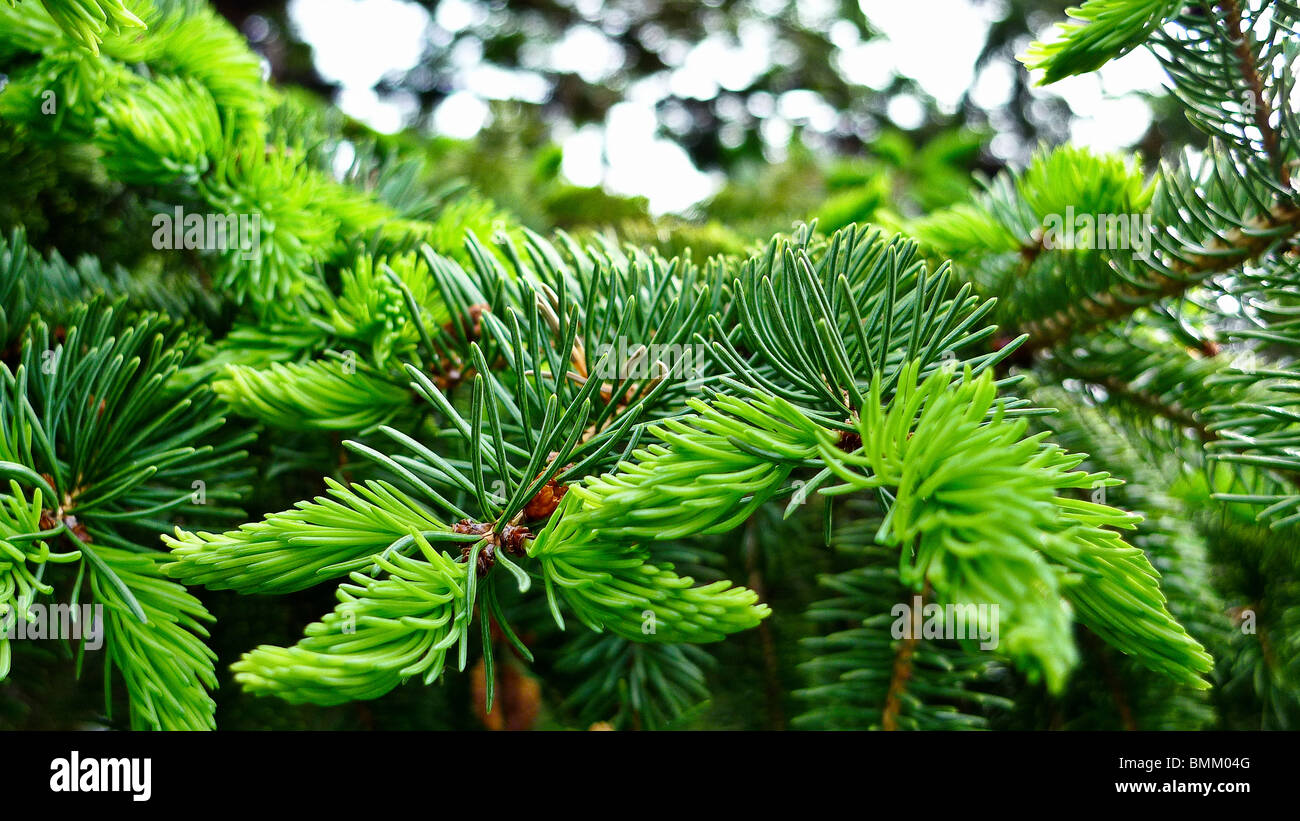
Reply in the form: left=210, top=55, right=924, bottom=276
left=1255, top=611, right=1279, bottom=672
left=333, top=432, right=353, bottom=484
left=1081, top=370, right=1215, bottom=442
left=1221, top=0, right=1289, bottom=185
left=882, top=582, right=928, bottom=731
left=1017, top=200, right=1300, bottom=355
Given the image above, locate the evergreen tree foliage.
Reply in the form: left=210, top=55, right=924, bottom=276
left=2, top=0, right=1299, bottom=731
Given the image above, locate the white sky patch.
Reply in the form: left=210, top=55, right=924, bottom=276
left=290, top=0, right=1175, bottom=213
left=550, top=25, right=625, bottom=84
left=435, top=0, right=486, bottom=33
left=1049, top=48, right=1165, bottom=152
left=1022, top=19, right=1167, bottom=153
left=288, top=0, right=430, bottom=133
left=560, top=111, right=722, bottom=215
left=886, top=94, right=926, bottom=130
left=598, top=103, right=721, bottom=214
left=796, top=0, right=841, bottom=30
left=463, top=64, right=550, bottom=103
left=336, top=88, right=408, bottom=133
left=990, top=132, right=1020, bottom=160
left=858, top=0, right=999, bottom=110
left=434, top=90, right=491, bottom=138
left=671, top=24, right=774, bottom=99
left=836, top=39, right=896, bottom=91
left=561, top=125, right=605, bottom=188
left=780, top=89, right=838, bottom=131
left=970, top=60, right=1016, bottom=110
left=762, top=116, right=795, bottom=161
left=1068, top=95, right=1154, bottom=152
left=331, top=139, right=357, bottom=180
left=1097, top=46, right=1167, bottom=95
left=864, top=0, right=1167, bottom=156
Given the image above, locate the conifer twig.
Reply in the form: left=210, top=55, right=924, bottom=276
left=882, top=581, right=928, bottom=731
left=1018, top=200, right=1300, bottom=354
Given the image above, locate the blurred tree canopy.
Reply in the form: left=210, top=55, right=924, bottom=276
left=210, top=0, right=1137, bottom=171
left=202, top=0, right=1212, bottom=234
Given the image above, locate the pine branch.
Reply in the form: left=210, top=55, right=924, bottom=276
left=1018, top=199, right=1300, bottom=354
left=1019, top=0, right=1182, bottom=84
left=0, top=293, right=249, bottom=728
left=231, top=531, right=472, bottom=705
left=4, top=0, right=144, bottom=55
left=6, top=0, right=1270, bottom=728
left=554, top=631, right=713, bottom=730
left=1221, top=0, right=1288, bottom=185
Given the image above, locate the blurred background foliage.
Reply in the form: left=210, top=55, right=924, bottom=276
left=2, top=0, right=1213, bottom=268
left=207, top=0, right=1204, bottom=230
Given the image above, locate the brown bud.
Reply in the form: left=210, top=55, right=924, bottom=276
left=460, top=541, right=496, bottom=575
left=452, top=519, right=493, bottom=537
left=837, top=429, right=863, bottom=453
left=66, top=516, right=92, bottom=543
left=39, top=510, right=92, bottom=543
left=499, top=523, right=533, bottom=556
left=454, top=519, right=496, bottom=575
left=522, top=477, right=568, bottom=520
left=445, top=303, right=490, bottom=342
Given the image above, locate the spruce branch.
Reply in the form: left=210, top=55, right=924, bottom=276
left=0, top=292, right=249, bottom=728
left=554, top=631, right=713, bottom=730
left=4, top=0, right=144, bottom=55
left=5, top=0, right=1276, bottom=729
left=1220, top=0, right=1289, bottom=185
left=231, top=530, right=473, bottom=705
left=1019, top=0, right=1182, bottom=83
left=164, top=479, right=457, bottom=594
left=796, top=536, right=1010, bottom=731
